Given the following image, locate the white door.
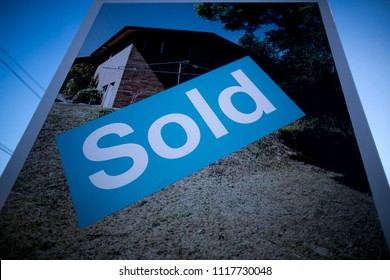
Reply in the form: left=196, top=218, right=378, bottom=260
left=101, top=83, right=115, bottom=108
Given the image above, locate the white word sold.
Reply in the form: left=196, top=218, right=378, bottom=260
left=82, top=69, right=277, bottom=189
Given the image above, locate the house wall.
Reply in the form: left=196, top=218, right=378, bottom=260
left=133, top=33, right=248, bottom=90
left=92, top=29, right=248, bottom=109
left=95, top=44, right=132, bottom=108
left=113, top=45, right=165, bottom=108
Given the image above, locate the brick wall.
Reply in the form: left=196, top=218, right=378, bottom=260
left=135, top=33, right=248, bottom=90
left=113, top=45, right=165, bottom=108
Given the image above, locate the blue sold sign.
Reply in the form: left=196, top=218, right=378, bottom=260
left=56, top=56, right=304, bottom=228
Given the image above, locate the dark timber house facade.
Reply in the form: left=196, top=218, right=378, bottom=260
left=78, top=26, right=248, bottom=108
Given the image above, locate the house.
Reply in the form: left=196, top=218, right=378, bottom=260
left=77, top=26, right=249, bottom=108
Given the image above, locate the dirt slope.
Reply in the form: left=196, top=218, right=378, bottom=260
left=0, top=103, right=388, bottom=259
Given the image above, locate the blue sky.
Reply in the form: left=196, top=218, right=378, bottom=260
left=0, top=0, right=389, bottom=185
left=0, top=0, right=91, bottom=173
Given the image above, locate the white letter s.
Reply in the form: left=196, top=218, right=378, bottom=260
left=83, top=123, right=148, bottom=190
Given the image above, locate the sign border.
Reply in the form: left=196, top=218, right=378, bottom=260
left=1, top=0, right=389, bottom=248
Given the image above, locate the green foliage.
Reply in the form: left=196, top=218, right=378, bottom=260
left=238, top=32, right=279, bottom=73
left=196, top=3, right=369, bottom=191
left=73, top=87, right=102, bottom=105
left=195, top=3, right=277, bottom=32
left=60, top=63, right=97, bottom=98
left=195, top=3, right=346, bottom=116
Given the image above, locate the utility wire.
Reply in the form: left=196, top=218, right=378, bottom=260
left=0, top=143, right=13, bottom=157
left=146, top=60, right=189, bottom=66
left=109, top=67, right=202, bottom=76
left=0, top=57, right=42, bottom=99
left=0, top=48, right=44, bottom=99
left=0, top=48, right=46, bottom=92
left=105, top=61, right=211, bottom=77
left=113, top=60, right=212, bottom=72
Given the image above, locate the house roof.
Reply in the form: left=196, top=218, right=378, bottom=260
left=76, top=26, right=248, bottom=65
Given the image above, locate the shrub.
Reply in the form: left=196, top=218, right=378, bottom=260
left=60, top=63, right=97, bottom=99
left=73, top=87, right=102, bottom=105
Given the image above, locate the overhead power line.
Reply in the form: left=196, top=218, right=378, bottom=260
left=103, top=60, right=212, bottom=85
left=0, top=143, right=13, bottom=157
left=0, top=47, right=45, bottom=99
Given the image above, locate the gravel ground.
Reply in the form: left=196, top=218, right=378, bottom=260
left=0, top=103, right=388, bottom=259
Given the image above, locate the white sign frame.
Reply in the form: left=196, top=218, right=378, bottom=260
left=0, top=0, right=389, bottom=248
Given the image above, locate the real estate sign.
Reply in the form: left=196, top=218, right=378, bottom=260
left=56, top=56, right=304, bottom=228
